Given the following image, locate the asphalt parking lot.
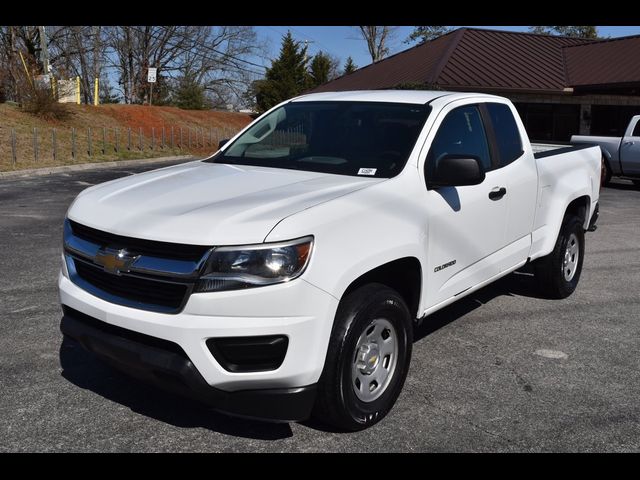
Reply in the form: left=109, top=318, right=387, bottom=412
left=1, top=159, right=639, bottom=452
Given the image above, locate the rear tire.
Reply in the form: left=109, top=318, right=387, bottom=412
left=534, top=215, right=585, bottom=299
left=601, top=156, right=612, bottom=187
left=312, top=283, right=413, bottom=431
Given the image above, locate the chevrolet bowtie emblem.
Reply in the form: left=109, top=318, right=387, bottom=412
left=94, top=247, right=139, bottom=275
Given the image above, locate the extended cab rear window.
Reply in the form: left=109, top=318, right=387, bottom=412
left=485, top=103, right=524, bottom=167
left=209, top=101, right=430, bottom=178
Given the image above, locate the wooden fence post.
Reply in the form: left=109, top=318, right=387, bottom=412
left=11, top=128, right=17, bottom=166
left=52, top=128, right=57, bottom=162
left=71, top=128, right=76, bottom=160
left=33, top=127, right=38, bottom=162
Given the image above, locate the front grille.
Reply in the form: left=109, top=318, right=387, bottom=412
left=69, top=220, right=210, bottom=261
left=74, top=260, right=189, bottom=312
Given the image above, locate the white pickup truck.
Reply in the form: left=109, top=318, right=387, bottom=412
left=571, top=115, right=640, bottom=186
left=59, top=91, right=601, bottom=431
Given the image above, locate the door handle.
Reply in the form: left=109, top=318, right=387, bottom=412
left=623, top=141, right=635, bottom=146
left=489, top=187, right=507, bottom=200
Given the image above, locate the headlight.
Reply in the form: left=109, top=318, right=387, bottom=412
left=194, top=236, right=314, bottom=293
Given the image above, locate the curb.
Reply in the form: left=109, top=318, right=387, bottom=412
left=0, top=155, right=197, bottom=179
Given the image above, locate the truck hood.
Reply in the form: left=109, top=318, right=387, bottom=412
left=67, top=160, right=383, bottom=245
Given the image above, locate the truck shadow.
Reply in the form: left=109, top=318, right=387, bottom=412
left=605, top=181, right=639, bottom=191
left=59, top=337, right=293, bottom=441
left=414, top=266, right=546, bottom=342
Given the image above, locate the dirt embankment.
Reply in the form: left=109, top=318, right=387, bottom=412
left=0, top=103, right=252, bottom=171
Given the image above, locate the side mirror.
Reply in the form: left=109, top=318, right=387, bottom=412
left=218, top=139, right=229, bottom=149
left=428, top=155, right=485, bottom=189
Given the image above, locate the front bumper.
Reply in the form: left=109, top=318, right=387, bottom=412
left=61, top=307, right=316, bottom=421
left=59, top=269, right=338, bottom=407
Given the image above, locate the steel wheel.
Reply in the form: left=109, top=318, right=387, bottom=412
left=351, top=318, right=398, bottom=403
left=562, top=233, right=579, bottom=282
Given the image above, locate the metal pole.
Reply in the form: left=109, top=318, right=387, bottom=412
left=102, top=127, right=106, bottom=155
left=127, top=128, right=131, bottom=151
left=151, top=127, right=155, bottom=150
left=150, top=82, right=153, bottom=106
left=11, top=128, right=17, bottom=167
left=87, top=128, right=92, bottom=156
left=71, top=128, right=76, bottom=160
left=115, top=128, right=119, bottom=153
left=161, top=126, right=165, bottom=149
left=33, top=127, right=38, bottom=163
left=139, top=127, right=143, bottom=151
left=52, top=128, right=57, bottom=162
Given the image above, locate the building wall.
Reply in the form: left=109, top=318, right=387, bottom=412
left=495, top=92, right=640, bottom=141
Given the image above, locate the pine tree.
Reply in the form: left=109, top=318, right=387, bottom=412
left=255, top=32, right=309, bottom=112
left=405, top=26, right=452, bottom=44
left=529, top=26, right=599, bottom=38
left=99, top=77, right=121, bottom=104
left=343, top=56, right=358, bottom=75
left=309, top=51, right=333, bottom=88
left=172, top=73, right=208, bottom=110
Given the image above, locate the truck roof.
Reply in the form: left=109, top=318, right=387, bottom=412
left=291, top=90, right=502, bottom=104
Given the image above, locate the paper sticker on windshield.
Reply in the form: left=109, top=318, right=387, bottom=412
left=358, top=168, right=377, bottom=176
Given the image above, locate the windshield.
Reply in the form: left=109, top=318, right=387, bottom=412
left=208, top=101, right=430, bottom=178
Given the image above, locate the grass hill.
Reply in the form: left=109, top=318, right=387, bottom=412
left=0, top=103, right=252, bottom=171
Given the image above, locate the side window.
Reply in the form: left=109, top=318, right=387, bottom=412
left=485, top=103, right=524, bottom=167
left=632, top=119, right=640, bottom=137
left=426, top=105, right=491, bottom=180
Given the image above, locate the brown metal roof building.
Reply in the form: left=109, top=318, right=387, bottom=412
left=313, top=28, right=640, bottom=142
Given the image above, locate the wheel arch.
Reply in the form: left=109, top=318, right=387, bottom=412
left=565, top=195, right=591, bottom=230
left=340, top=257, right=423, bottom=320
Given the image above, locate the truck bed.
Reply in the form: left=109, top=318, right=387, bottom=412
left=532, top=143, right=598, bottom=159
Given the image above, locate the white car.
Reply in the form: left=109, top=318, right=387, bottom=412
left=59, top=90, right=601, bottom=431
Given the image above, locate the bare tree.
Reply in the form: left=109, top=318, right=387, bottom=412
left=0, top=26, right=43, bottom=102
left=357, top=26, right=398, bottom=63
left=0, top=25, right=266, bottom=108
left=103, top=26, right=264, bottom=106
left=44, top=26, right=107, bottom=104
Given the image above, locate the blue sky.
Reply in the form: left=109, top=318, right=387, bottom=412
left=254, top=26, right=640, bottom=71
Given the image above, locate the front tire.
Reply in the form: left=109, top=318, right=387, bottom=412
left=313, top=283, right=413, bottom=431
left=534, top=215, right=585, bottom=299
